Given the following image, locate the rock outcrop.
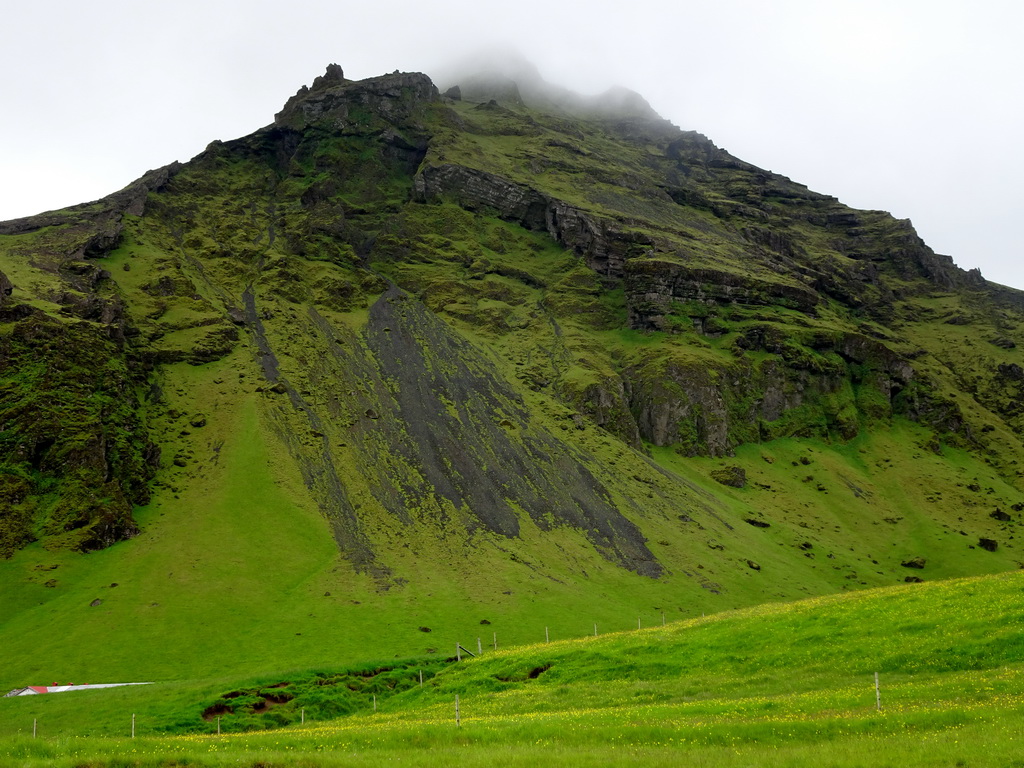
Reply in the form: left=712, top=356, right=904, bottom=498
left=0, top=270, right=12, bottom=308
left=625, top=260, right=820, bottom=330
left=275, top=68, right=439, bottom=133
left=413, top=164, right=656, bottom=278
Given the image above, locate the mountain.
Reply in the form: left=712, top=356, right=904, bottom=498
left=1, top=63, right=1023, bottom=684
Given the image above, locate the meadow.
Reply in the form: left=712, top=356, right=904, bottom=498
left=3, top=570, right=1024, bottom=766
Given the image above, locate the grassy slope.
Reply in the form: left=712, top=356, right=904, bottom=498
left=0, top=400, right=1018, bottom=687
left=1, top=228, right=1022, bottom=688
left=3, top=570, right=1024, bottom=766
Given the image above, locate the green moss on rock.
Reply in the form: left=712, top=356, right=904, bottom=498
left=0, top=313, right=155, bottom=554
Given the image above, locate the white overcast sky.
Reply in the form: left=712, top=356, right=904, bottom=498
left=2, top=0, right=1022, bottom=288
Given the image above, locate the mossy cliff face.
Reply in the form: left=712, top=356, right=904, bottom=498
left=0, top=304, right=156, bottom=555
left=1, top=64, right=1023, bottom=593
left=622, top=329, right=915, bottom=457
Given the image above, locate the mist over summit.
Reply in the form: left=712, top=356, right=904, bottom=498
left=431, top=49, right=663, bottom=120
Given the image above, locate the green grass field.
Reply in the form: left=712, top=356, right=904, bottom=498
left=3, top=570, right=1024, bottom=766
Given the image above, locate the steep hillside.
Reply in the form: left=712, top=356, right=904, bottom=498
left=1, top=64, right=1022, bottom=684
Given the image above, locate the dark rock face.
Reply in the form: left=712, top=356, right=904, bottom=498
left=0, top=314, right=155, bottom=555
left=546, top=202, right=645, bottom=278
left=979, top=538, right=998, bottom=552
left=412, top=164, right=654, bottom=279
left=275, top=69, right=440, bottom=133
left=998, top=363, right=1024, bottom=382
left=312, top=63, right=345, bottom=90
left=901, top=557, right=927, bottom=569
left=414, top=164, right=548, bottom=228
left=625, top=260, right=820, bottom=330
left=360, top=289, right=662, bottom=577
left=239, top=268, right=667, bottom=579
left=567, top=376, right=643, bottom=449
left=621, top=328, right=912, bottom=456
left=625, top=359, right=736, bottom=455
left=0, top=270, right=12, bottom=308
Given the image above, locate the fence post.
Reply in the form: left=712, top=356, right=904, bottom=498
left=132, top=713, right=135, bottom=739
left=419, top=669, right=423, bottom=687
left=662, top=612, right=666, bottom=626
left=33, top=719, right=36, bottom=739
left=217, top=716, right=221, bottom=735
left=594, top=623, right=598, bottom=636
left=457, top=643, right=462, bottom=662
left=301, top=708, right=305, bottom=724
left=875, top=672, right=881, bottom=711
left=373, top=694, right=377, bottom=712
left=455, top=694, right=461, bottom=727
left=545, top=626, right=549, bottom=643
left=638, top=617, right=642, bottom=630
left=477, top=637, right=482, bottom=655
left=493, top=632, right=497, bottom=650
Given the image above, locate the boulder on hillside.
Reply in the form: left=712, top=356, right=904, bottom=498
left=901, top=557, right=926, bottom=569
left=711, top=466, right=747, bottom=488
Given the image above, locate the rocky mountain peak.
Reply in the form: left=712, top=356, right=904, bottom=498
left=311, top=62, right=346, bottom=91
left=274, top=67, right=439, bottom=130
